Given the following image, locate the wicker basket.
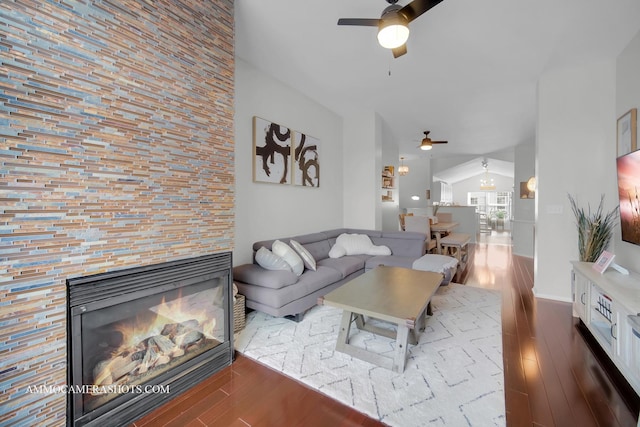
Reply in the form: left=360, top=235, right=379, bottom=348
left=233, top=294, right=246, bottom=333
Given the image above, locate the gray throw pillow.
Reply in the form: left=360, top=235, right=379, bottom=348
left=290, top=240, right=317, bottom=271
left=255, top=247, right=291, bottom=271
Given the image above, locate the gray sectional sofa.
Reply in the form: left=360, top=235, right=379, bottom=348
left=233, top=228, right=429, bottom=320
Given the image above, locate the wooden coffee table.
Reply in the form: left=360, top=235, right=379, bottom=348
left=318, top=266, right=443, bottom=373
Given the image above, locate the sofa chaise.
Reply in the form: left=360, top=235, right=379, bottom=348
left=233, top=228, right=433, bottom=320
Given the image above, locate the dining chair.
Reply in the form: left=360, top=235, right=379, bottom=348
left=436, top=212, right=453, bottom=223
left=404, top=216, right=437, bottom=253
left=398, top=212, right=413, bottom=231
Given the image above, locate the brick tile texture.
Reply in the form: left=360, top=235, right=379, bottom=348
left=0, top=1, right=235, bottom=425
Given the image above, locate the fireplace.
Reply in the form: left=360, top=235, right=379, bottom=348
left=67, top=253, right=234, bottom=427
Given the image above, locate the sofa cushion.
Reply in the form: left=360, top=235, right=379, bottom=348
left=238, top=266, right=342, bottom=309
left=317, top=255, right=368, bottom=278
left=365, top=255, right=418, bottom=271
left=233, top=264, right=299, bottom=289
left=272, top=240, right=304, bottom=276
left=255, top=247, right=292, bottom=271
left=290, top=239, right=317, bottom=271
left=373, top=232, right=427, bottom=257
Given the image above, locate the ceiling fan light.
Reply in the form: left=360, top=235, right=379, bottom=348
left=420, top=141, right=432, bottom=150
left=377, top=21, right=409, bottom=49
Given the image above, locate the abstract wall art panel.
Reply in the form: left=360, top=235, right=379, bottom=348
left=293, top=131, right=320, bottom=187
left=253, top=116, right=291, bottom=184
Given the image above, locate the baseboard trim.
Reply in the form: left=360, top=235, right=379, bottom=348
left=532, top=288, right=572, bottom=303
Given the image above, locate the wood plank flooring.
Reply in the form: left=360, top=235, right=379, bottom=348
left=134, top=232, right=639, bottom=426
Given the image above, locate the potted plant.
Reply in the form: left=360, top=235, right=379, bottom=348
left=568, top=194, right=618, bottom=262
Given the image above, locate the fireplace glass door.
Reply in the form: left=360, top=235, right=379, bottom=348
left=81, top=277, right=225, bottom=411
left=68, top=253, right=233, bottom=427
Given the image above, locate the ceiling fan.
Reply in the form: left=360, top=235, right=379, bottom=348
left=419, top=131, right=447, bottom=150
left=337, top=0, right=444, bottom=58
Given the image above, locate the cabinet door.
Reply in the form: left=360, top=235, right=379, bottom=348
left=613, top=302, right=640, bottom=393
left=572, top=270, right=588, bottom=322
left=613, top=301, right=632, bottom=364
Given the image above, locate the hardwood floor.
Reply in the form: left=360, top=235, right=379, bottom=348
left=135, top=232, right=639, bottom=426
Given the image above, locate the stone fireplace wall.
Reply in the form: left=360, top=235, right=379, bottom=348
left=0, top=1, right=234, bottom=425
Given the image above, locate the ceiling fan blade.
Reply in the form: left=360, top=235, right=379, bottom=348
left=337, top=18, right=381, bottom=26
left=399, top=0, right=444, bottom=22
left=392, top=44, right=407, bottom=58
left=431, top=140, right=448, bottom=144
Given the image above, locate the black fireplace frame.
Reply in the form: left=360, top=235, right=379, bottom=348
left=66, top=252, right=234, bottom=427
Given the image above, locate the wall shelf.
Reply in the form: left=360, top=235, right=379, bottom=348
left=381, top=165, right=395, bottom=202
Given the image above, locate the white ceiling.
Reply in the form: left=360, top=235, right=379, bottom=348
left=433, top=156, right=513, bottom=184
left=235, top=0, right=640, bottom=162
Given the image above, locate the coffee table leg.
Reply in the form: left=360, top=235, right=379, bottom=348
left=392, top=325, right=410, bottom=373
left=336, top=310, right=354, bottom=351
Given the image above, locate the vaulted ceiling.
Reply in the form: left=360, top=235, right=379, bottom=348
left=235, top=0, right=640, bottom=161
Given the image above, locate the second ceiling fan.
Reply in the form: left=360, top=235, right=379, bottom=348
left=337, top=0, right=444, bottom=58
left=419, top=131, right=447, bottom=150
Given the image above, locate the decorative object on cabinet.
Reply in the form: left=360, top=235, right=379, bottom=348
left=592, top=250, right=615, bottom=274
left=382, top=166, right=395, bottom=202
left=617, top=108, right=637, bottom=157
left=253, top=116, right=292, bottom=184
left=293, top=131, right=320, bottom=187
left=568, top=194, right=618, bottom=262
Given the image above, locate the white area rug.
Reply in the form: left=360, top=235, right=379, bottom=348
left=235, top=283, right=505, bottom=426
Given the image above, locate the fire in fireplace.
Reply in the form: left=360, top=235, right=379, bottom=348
left=67, top=253, right=233, bottom=427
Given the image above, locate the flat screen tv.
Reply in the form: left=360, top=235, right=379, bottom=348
left=617, top=149, right=640, bottom=246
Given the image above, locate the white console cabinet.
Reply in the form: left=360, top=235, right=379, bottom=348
left=571, top=261, right=640, bottom=396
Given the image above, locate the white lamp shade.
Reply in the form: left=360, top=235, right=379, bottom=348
left=377, top=24, right=409, bottom=49
left=526, top=176, right=536, bottom=192
left=420, top=142, right=432, bottom=151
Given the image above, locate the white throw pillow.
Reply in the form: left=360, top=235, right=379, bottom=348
left=336, top=233, right=373, bottom=255
left=334, top=233, right=391, bottom=256
left=290, top=240, right=317, bottom=271
left=255, top=247, right=291, bottom=271
left=328, top=244, right=347, bottom=259
left=272, top=240, right=304, bottom=276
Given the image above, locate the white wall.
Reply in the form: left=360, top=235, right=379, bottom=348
left=234, top=59, right=344, bottom=264
left=512, top=142, right=536, bottom=257
left=343, top=110, right=380, bottom=229
left=380, top=119, right=400, bottom=231
left=398, top=157, right=431, bottom=212
left=535, top=59, right=617, bottom=301
left=614, top=29, right=640, bottom=271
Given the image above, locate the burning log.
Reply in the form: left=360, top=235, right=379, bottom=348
left=173, top=330, right=204, bottom=348
left=93, top=353, right=141, bottom=386
left=93, top=360, right=114, bottom=386
left=152, top=334, right=184, bottom=358
left=161, top=319, right=200, bottom=338
left=93, top=318, right=209, bottom=385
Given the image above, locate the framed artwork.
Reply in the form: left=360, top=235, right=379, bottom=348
left=617, top=108, right=637, bottom=157
left=253, top=117, right=292, bottom=184
left=292, top=131, right=320, bottom=187
left=592, top=250, right=615, bottom=274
